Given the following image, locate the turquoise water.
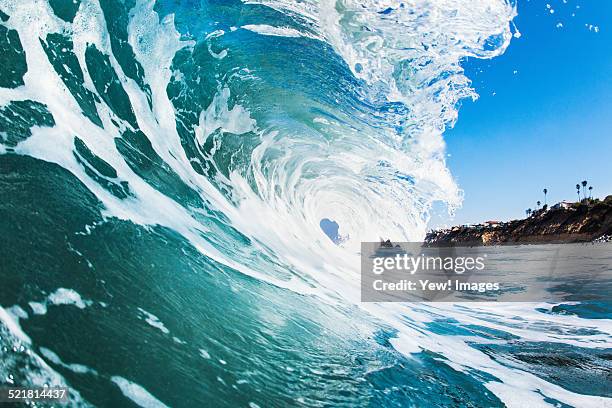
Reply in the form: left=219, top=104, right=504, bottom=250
left=0, top=0, right=610, bottom=406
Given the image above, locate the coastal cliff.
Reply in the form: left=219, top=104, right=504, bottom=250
left=425, top=196, right=612, bottom=247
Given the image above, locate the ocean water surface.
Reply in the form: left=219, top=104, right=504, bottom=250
left=0, top=0, right=610, bottom=406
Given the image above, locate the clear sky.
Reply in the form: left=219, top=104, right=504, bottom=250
left=431, top=0, right=612, bottom=228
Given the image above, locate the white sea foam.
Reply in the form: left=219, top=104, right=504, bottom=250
left=241, top=24, right=321, bottom=40
left=23, top=289, right=93, bottom=317
left=39, top=347, right=98, bottom=375
left=111, top=376, right=169, bottom=408
left=137, top=308, right=170, bottom=334
left=193, top=87, right=256, bottom=148
left=28, top=301, right=48, bottom=315
left=48, top=288, right=93, bottom=309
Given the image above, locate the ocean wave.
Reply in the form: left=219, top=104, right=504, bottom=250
left=1, top=0, right=610, bottom=407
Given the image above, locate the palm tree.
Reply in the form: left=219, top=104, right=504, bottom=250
left=576, top=183, right=581, bottom=201
left=536, top=200, right=541, bottom=209
left=589, top=185, right=593, bottom=199
left=527, top=208, right=532, bottom=217
left=582, top=180, right=588, bottom=199
left=543, top=188, right=548, bottom=205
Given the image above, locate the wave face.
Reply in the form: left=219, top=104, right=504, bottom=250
left=1, top=1, right=610, bottom=407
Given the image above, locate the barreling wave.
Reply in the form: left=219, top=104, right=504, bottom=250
left=0, top=0, right=517, bottom=257
left=4, top=1, right=610, bottom=407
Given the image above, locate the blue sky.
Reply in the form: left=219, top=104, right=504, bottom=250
left=432, top=0, right=612, bottom=227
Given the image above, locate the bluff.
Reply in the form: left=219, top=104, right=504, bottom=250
left=425, top=196, right=612, bottom=247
